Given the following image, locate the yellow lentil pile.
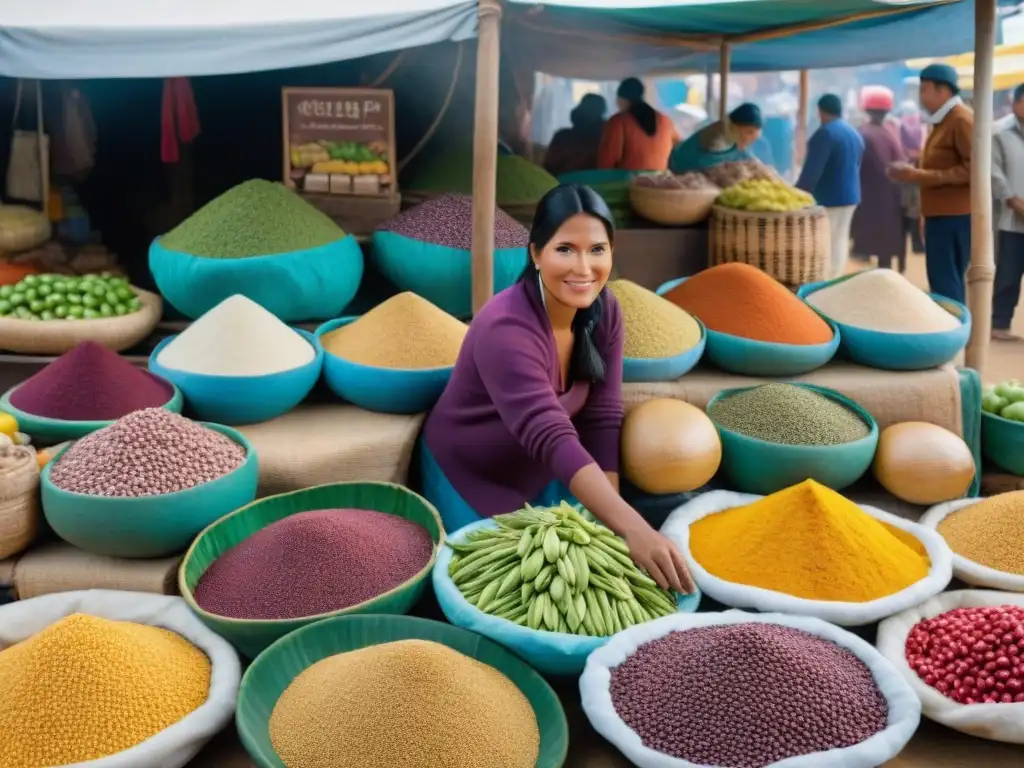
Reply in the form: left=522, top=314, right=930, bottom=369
left=937, top=491, right=1024, bottom=574
left=320, top=292, right=468, bottom=369
left=0, top=613, right=210, bottom=767
left=269, top=639, right=540, bottom=768
left=607, top=280, right=702, bottom=358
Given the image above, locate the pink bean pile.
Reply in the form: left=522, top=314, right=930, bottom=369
left=192, top=508, right=434, bottom=620
left=49, top=408, right=246, bottom=497
left=379, top=194, right=528, bottom=250
left=610, top=623, right=888, bottom=768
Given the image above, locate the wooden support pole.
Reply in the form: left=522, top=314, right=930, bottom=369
left=794, top=70, right=809, bottom=178
left=471, top=0, right=502, bottom=315
left=965, top=0, right=996, bottom=374
left=719, top=43, right=730, bottom=123
left=705, top=71, right=714, bottom=117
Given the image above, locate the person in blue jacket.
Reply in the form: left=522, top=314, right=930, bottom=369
left=669, top=103, right=764, bottom=173
left=796, top=94, right=865, bottom=278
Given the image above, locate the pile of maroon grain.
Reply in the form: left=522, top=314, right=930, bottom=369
left=193, top=508, right=435, bottom=620
left=610, top=622, right=889, bottom=767
left=377, top=194, right=527, bottom=250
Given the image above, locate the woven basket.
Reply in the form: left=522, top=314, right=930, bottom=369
left=0, top=446, right=40, bottom=560
left=630, top=185, right=719, bottom=226
left=709, top=205, right=829, bottom=286
left=0, top=205, right=51, bottom=253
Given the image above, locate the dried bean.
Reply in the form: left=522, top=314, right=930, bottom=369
left=378, top=194, right=527, bottom=251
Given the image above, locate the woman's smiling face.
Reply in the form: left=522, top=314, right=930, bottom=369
left=531, top=213, right=612, bottom=311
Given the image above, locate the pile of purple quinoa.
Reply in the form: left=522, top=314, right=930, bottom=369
left=377, top=194, right=528, bottom=250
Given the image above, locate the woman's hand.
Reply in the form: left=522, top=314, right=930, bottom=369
left=623, top=523, right=696, bottom=595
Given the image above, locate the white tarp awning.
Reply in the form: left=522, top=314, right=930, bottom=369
left=0, top=0, right=478, bottom=79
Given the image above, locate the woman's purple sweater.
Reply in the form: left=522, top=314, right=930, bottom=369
left=422, top=277, right=624, bottom=517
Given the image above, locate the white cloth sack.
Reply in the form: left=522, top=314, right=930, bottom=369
left=580, top=610, right=921, bottom=768
left=0, top=589, right=241, bottom=767
left=919, top=498, right=1024, bottom=592
left=877, top=590, right=1024, bottom=743
left=660, top=490, right=953, bottom=626
left=5, top=79, right=49, bottom=203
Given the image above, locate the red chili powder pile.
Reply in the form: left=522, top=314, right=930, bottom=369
left=193, top=508, right=435, bottom=620
left=9, top=341, right=173, bottom=421
left=665, top=263, right=834, bottom=345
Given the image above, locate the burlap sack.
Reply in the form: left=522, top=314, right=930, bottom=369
left=0, top=446, right=39, bottom=560
left=0, top=286, right=161, bottom=355
left=237, top=404, right=424, bottom=497
left=14, top=541, right=180, bottom=599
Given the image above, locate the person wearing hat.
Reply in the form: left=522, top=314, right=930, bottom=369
left=796, top=94, right=865, bottom=278
left=668, top=102, right=764, bottom=173
left=597, top=78, right=680, bottom=171
left=543, top=94, right=608, bottom=177
left=889, top=62, right=973, bottom=304
left=990, top=83, right=1024, bottom=341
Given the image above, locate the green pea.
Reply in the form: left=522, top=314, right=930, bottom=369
left=23, top=288, right=37, bottom=302
left=68, top=305, right=84, bottom=319
left=0, top=300, right=11, bottom=315
left=54, top=305, right=68, bottom=319
left=67, top=294, right=82, bottom=305
left=82, top=295, right=98, bottom=309
left=114, top=303, right=128, bottom=316
left=99, top=303, right=114, bottom=317
left=8, top=293, right=26, bottom=307
left=21, top=275, right=38, bottom=286
left=40, top=310, right=55, bottom=321
left=82, top=308, right=99, bottom=319
left=0, top=286, right=13, bottom=299
left=28, top=300, right=45, bottom=313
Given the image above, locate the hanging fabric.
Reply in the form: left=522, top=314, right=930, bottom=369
left=160, top=77, right=201, bottom=163
left=5, top=79, right=49, bottom=204
left=52, top=84, right=97, bottom=178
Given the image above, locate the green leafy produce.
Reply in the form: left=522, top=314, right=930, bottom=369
left=0, top=273, right=141, bottom=322
left=404, top=152, right=557, bottom=207
left=447, top=501, right=678, bottom=636
left=159, top=179, right=345, bottom=258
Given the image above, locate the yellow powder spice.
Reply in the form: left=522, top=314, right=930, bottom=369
left=607, top=280, right=702, bottom=358
left=937, top=491, right=1024, bottom=574
left=689, top=479, right=931, bottom=602
left=269, top=639, right=540, bottom=768
left=321, top=292, right=468, bottom=369
left=0, top=613, right=210, bottom=767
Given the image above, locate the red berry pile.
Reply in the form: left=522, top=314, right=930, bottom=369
left=906, top=605, right=1024, bottom=705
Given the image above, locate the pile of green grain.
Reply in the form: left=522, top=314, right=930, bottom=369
left=160, top=180, right=345, bottom=258
left=709, top=383, right=871, bottom=446
left=607, top=279, right=702, bottom=358
left=269, top=639, right=540, bottom=768
left=403, top=151, right=557, bottom=206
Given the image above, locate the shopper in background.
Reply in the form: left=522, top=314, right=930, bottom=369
left=898, top=100, right=927, bottom=253
left=668, top=102, right=764, bottom=173
left=543, top=94, right=608, bottom=177
left=990, top=83, right=1024, bottom=342
left=889, top=63, right=973, bottom=304
left=597, top=78, right=679, bottom=171
left=796, top=94, right=864, bottom=279
left=851, top=86, right=908, bottom=273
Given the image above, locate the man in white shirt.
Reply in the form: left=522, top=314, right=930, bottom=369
left=991, top=83, right=1024, bottom=341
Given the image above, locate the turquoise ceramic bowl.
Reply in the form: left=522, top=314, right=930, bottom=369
left=622, top=319, right=707, bottom=383
left=707, top=383, right=879, bottom=494
left=148, top=330, right=322, bottom=425
left=798, top=273, right=971, bottom=370
left=41, top=424, right=258, bottom=558
left=0, top=376, right=183, bottom=445
left=149, top=235, right=364, bottom=322
left=981, top=411, right=1024, bottom=476
left=315, top=317, right=453, bottom=414
left=655, top=277, right=840, bottom=376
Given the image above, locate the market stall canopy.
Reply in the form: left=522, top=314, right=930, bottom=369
left=503, top=0, right=984, bottom=79
left=0, top=0, right=478, bottom=78
left=908, top=43, right=1024, bottom=92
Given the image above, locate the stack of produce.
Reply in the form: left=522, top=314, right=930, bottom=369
left=193, top=508, right=434, bottom=620
left=320, top=292, right=467, bottom=369
left=269, top=639, right=540, bottom=768
left=701, top=159, right=780, bottom=188
left=806, top=269, right=961, bottom=333
left=0, top=613, right=210, bottom=766
left=716, top=178, right=815, bottom=213
left=0, top=272, right=141, bottom=322
left=983, top=379, right=1024, bottom=423
left=665, top=263, right=833, bottom=345
left=689, top=479, right=930, bottom=602
left=606, top=280, right=701, bottom=359
left=633, top=171, right=718, bottom=191
left=402, top=151, right=557, bottom=209
left=155, top=295, right=315, bottom=376
left=936, top=492, right=1024, bottom=576
left=610, top=623, right=889, bottom=765
left=708, top=383, right=870, bottom=446
left=873, top=422, right=975, bottom=505
left=906, top=604, right=1024, bottom=704
left=48, top=408, right=245, bottom=497
left=447, top=502, right=678, bottom=636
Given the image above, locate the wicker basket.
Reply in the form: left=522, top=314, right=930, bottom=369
left=708, top=205, right=829, bottom=286
left=0, top=206, right=51, bottom=253
left=629, top=185, right=720, bottom=226
left=0, top=446, right=39, bottom=560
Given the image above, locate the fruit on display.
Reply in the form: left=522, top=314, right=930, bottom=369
left=447, top=501, right=679, bottom=636
left=872, top=422, right=975, bottom=505
left=633, top=172, right=718, bottom=191
left=716, top=178, right=816, bottom=213
left=290, top=140, right=389, bottom=174
left=0, top=273, right=141, bottom=321
left=984, top=380, right=1024, bottom=422
left=702, top=159, right=781, bottom=189
left=622, top=399, right=721, bottom=495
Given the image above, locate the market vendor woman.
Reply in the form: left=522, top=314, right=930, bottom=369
left=669, top=102, right=764, bottom=173
left=421, top=184, right=695, bottom=593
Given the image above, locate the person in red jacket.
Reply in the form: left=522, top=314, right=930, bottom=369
left=597, top=78, right=679, bottom=172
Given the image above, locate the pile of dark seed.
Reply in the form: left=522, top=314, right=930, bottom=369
left=610, top=623, right=889, bottom=768
left=378, top=194, right=528, bottom=250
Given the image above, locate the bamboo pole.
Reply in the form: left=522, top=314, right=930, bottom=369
left=719, top=43, right=731, bottom=123
left=705, top=71, right=714, bottom=117
left=794, top=70, right=809, bottom=177
left=965, top=0, right=996, bottom=374
left=471, top=0, right=502, bottom=315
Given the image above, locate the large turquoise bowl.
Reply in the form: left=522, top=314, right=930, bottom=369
left=798, top=272, right=971, bottom=370
left=149, top=235, right=364, bottom=322
left=707, top=383, right=879, bottom=494
left=41, top=424, right=258, bottom=558
left=656, top=276, right=840, bottom=376
left=622, top=318, right=707, bottom=383
left=315, top=317, right=453, bottom=414
left=981, top=411, right=1024, bottom=476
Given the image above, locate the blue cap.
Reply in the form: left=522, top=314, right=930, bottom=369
left=920, top=63, right=960, bottom=92
left=729, top=102, right=763, bottom=128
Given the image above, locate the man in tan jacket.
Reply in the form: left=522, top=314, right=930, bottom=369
left=889, top=63, right=973, bottom=304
